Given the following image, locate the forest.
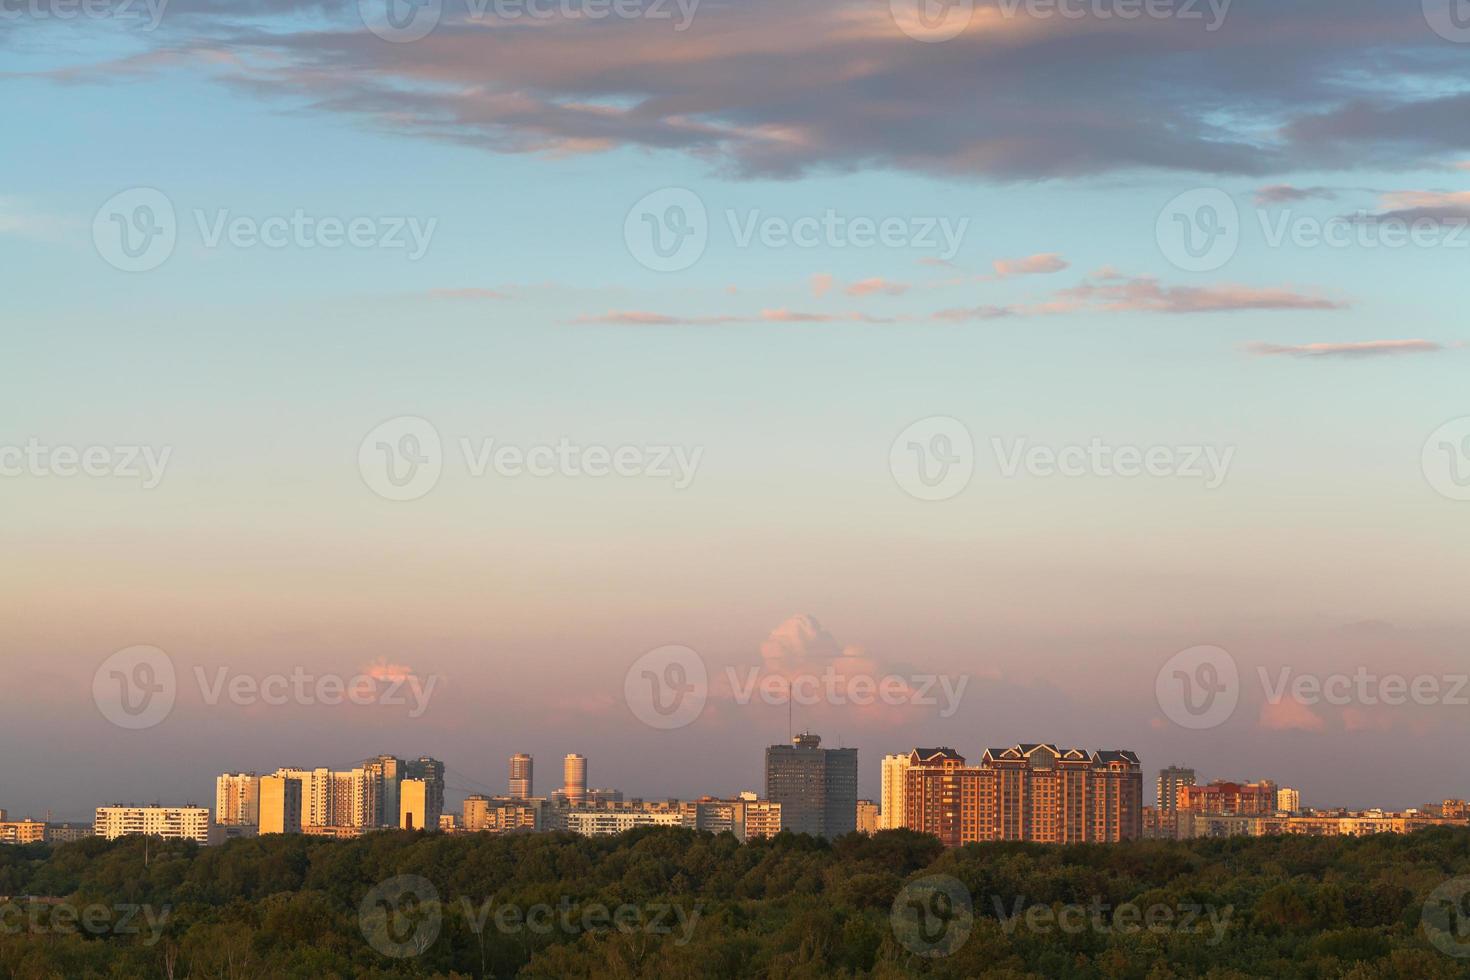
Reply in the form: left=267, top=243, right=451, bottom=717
left=2, top=825, right=1469, bottom=978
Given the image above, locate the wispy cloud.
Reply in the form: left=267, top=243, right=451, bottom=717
left=1245, top=339, right=1446, bottom=358
left=1255, top=184, right=1340, bottom=206
left=1038, top=274, right=1346, bottom=315
left=993, top=253, right=1068, bottom=279
left=844, top=277, right=910, bottom=297
left=425, top=287, right=511, bottom=301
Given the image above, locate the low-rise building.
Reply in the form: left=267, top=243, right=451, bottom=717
left=94, top=806, right=216, bottom=845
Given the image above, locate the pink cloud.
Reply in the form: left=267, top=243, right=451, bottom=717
left=572, top=310, right=742, bottom=326
left=1259, top=699, right=1326, bottom=732
left=759, top=308, right=897, bottom=323
left=364, top=658, right=416, bottom=683
left=844, top=277, right=911, bottom=297
left=426, top=287, right=511, bottom=301
left=1245, top=339, right=1444, bottom=358
left=810, top=273, right=835, bottom=298
left=993, top=253, right=1069, bottom=279
left=1042, top=274, right=1345, bottom=314
left=931, top=305, right=1014, bottom=322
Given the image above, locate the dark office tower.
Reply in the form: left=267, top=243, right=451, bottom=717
left=406, top=757, right=446, bottom=824
left=509, top=753, right=533, bottom=799
left=764, top=731, right=858, bottom=839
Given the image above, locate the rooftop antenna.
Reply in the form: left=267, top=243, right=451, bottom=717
left=787, top=691, right=793, bottom=743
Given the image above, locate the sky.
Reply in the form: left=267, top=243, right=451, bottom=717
left=2, top=0, right=1470, bottom=820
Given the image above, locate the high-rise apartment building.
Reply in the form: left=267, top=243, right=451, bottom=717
left=1157, top=766, right=1196, bottom=813
left=400, top=778, right=442, bottom=831
left=903, top=743, right=1143, bottom=847
left=764, top=732, right=858, bottom=839
left=509, top=753, right=533, bottom=799
left=259, top=776, right=303, bottom=835
left=1277, top=787, right=1301, bottom=813
left=563, top=754, right=587, bottom=804
left=1178, top=780, right=1278, bottom=816
left=406, top=758, right=446, bottom=824
left=363, top=755, right=406, bottom=828
left=215, top=773, right=261, bottom=826
left=880, top=753, right=912, bottom=830
left=94, top=805, right=215, bottom=845
left=856, top=800, right=880, bottom=835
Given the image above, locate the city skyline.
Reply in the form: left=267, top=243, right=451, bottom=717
left=5, top=0, right=1470, bottom=826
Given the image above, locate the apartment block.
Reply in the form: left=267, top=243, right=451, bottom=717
left=94, top=805, right=215, bottom=845
left=903, top=743, right=1143, bottom=846
left=564, top=810, right=683, bottom=836
left=215, top=772, right=261, bottom=826
left=880, top=753, right=911, bottom=830
left=1178, top=780, right=1278, bottom=816
left=259, top=775, right=303, bottom=835
left=463, top=795, right=542, bottom=834
left=0, top=819, right=48, bottom=845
